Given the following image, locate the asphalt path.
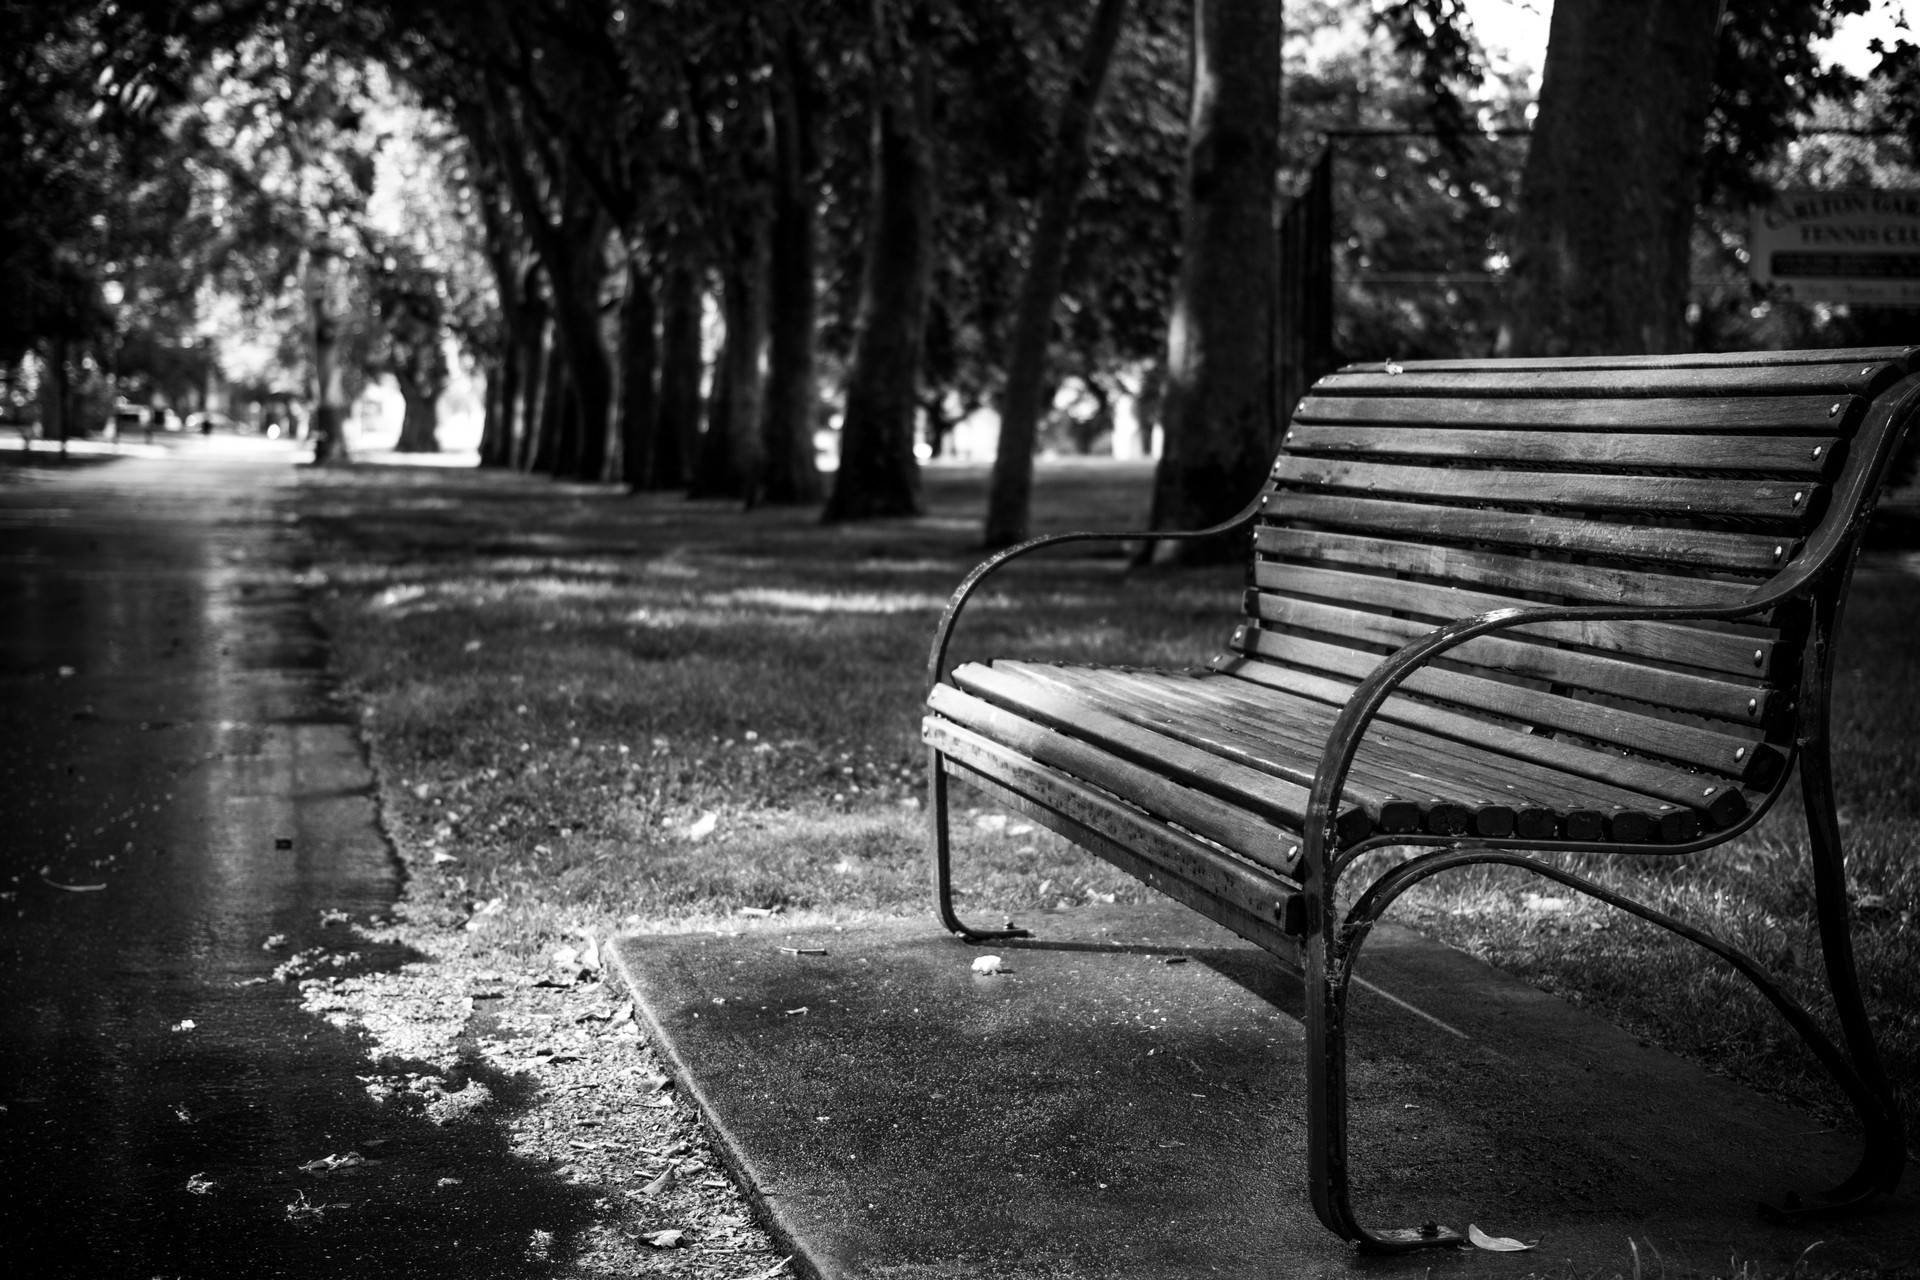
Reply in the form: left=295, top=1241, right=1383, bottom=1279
left=0, top=440, right=582, bottom=1278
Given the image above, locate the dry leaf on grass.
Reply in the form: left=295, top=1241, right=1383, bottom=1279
left=643, top=1228, right=687, bottom=1248
left=1467, top=1224, right=1535, bottom=1252
left=639, top=1166, right=674, bottom=1196
left=971, top=955, right=1004, bottom=975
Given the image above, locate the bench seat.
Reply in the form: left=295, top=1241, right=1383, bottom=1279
left=922, top=346, right=1917, bottom=1252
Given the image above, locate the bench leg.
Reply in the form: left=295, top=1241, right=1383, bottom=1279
left=928, top=747, right=1030, bottom=943
left=1778, top=732, right=1907, bottom=1213
left=1343, top=845, right=1904, bottom=1225
left=1306, top=918, right=1466, bottom=1252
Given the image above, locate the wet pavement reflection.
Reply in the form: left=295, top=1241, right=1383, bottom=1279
left=1, top=443, right=592, bottom=1277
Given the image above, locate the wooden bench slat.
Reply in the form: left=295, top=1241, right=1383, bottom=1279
left=1263, top=492, right=1795, bottom=573
left=1314, top=362, right=1901, bottom=399
left=1253, top=526, right=1762, bottom=609
left=1068, top=666, right=1712, bottom=842
left=1026, top=663, right=1703, bottom=842
left=1208, top=656, right=1752, bottom=828
left=1272, top=456, right=1824, bottom=524
left=929, top=682, right=1335, bottom=866
left=971, top=661, right=1435, bottom=833
left=1236, top=628, right=1779, bottom=783
left=929, top=720, right=1303, bottom=952
left=1281, top=424, right=1843, bottom=477
left=1247, top=595, right=1773, bottom=725
left=1250, top=561, right=1778, bottom=677
left=1294, top=393, right=1868, bottom=431
left=1338, top=346, right=1914, bottom=373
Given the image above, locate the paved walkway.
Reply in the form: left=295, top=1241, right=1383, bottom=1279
left=612, top=900, right=1919, bottom=1278
left=0, top=442, right=590, bottom=1277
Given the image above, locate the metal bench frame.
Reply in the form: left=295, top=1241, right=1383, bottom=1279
left=924, top=352, right=1916, bottom=1252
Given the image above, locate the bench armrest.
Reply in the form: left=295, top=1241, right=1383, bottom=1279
left=1297, top=582, right=1826, bottom=875
left=927, top=494, right=1266, bottom=693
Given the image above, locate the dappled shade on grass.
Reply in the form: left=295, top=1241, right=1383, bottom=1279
left=298, top=461, right=1920, bottom=1153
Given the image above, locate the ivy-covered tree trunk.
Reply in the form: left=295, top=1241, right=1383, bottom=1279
left=761, top=25, right=824, bottom=506
left=983, top=0, right=1131, bottom=548
left=1143, top=0, right=1280, bottom=557
left=823, top=5, right=935, bottom=523
left=654, top=258, right=702, bottom=490
left=1503, top=0, right=1723, bottom=356
left=618, top=256, right=660, bottom=489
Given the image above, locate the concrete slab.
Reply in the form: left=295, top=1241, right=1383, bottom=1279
left=609, top=902, right=1919, bottom=1278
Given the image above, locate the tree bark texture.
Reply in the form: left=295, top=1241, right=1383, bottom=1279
left=654, top=258, right=702, bottom=490
left=531, top=341, right=569, bottom=475
left=823, top=8, right=935, bottom=523
left=1503, top=0, right=1724, bottom=357
left=983, top=0, right=1132, bottom=548
left=393, top=369, right=442, bottom=453
left=1144, top=0, right=1280, bottom=555
left=761, top=25, right=824, bottom=506
left=515, top=310, right=553, bottom=472
left=618, top=256, right=661, bottom=489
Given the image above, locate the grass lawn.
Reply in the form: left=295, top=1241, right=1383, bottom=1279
left=297, top=458, right=1920, bottom=1233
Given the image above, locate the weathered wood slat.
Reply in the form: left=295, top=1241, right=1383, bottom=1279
left=947, top=665, right=1370, bottom=847
left=1250, top=561, right=1777, bottom=677
left=1262, top=492, right=1795, bottom=573
left=996, top=661, right=1522, bottom=837
left=1272, top=456, right=1824, bottom=523
left=1281, top=424, right=1843, bottom=478
left=929, top=682, right=1340, bottom=865
left=1293, top=393, right=1867, bottom=432
left=930, top=721, right=1303, bottom=950
left=1209, top=656, right=1751, bottom=829
left=1334, top=347, right=1913, bottom=373
left=1235, top=627, right=1780, bottom=783
left=1253, top=526, right=1764, bottom=610
left=968, top=661, right=1432, bottom=834
left=1247, top=594, right=1773, bottom=724
left=1313, top=362, right=1901, bottom=399
left=1063, top=665, right=1708, bottom=842
left=1046, top=668, right=1610, bottom=841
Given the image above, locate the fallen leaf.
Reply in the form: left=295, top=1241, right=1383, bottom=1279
left=262, top=934, right=289, bottom=951
left=971, top=955, right=1004, bottom=975
left=185, top=1173, right=216, bottom=1196
left=687, top=812, right=718, bottom=840
left=432, top=850, right=459, bottom=865
left=738, top=905, right=777, bottom=918
left=973, top=813, right=1007, bottom=832
left=643, top=1228, right=686, bottom=1248
left=1467, top=1224, right=1536, bottom=1252
left=736, top=1257, right=794, bottom=1280
left=640, top=1167, right=674, bottom=1196
left=171, top=1019, right=196, bottom=1033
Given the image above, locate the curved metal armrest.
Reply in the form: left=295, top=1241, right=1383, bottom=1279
left=926, top=495, right=1265, bottom=693
left=1296, top=582, right=1821, bottom=874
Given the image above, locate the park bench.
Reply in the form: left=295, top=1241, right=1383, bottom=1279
left=923, top=347, right=1916, bottom=1252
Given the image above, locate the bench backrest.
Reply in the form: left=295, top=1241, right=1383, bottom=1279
left=1232, top=347, right=1920, bottom=831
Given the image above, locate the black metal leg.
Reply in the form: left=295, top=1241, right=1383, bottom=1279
left=928, top=746, right=1029, bottom=943
left=1305, top=905, right=1465, bottom=1253
left=1776, top=736, right=1907, bottom=1211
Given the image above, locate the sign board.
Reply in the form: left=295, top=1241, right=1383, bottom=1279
left=1751, top=189, right=1920, bottom=305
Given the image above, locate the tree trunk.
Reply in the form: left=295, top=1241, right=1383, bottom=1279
left=550, top=215, right=613, bottom=481
left=654, top=257, right=703, bottom=490
left=478, top=361, right=508, bottom=466
left=823, top=7, right=935, bottom=523
left=1143, top=0, right=1281, bottom=559
left=532, top=342, right=568, bottom=475
left=1502, top=0, right=1724, bottom=357
left=516, top=312, right=552, bottom=472
left=689, top=207, right=772, bottom=501
left=619, top=256, right=661, bottom=489
left=393, top=369, right=441, bottom=453
left=761, top=24, right=825, bottom=505
left=983, top=0, right=1131, bottom=548
left=307, top=246, right=351, bottom=465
